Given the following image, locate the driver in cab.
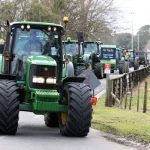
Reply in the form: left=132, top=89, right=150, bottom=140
left=23, top=30, right=42, bottom=55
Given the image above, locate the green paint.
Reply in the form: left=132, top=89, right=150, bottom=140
left=100, top=60, right=116, bottom=64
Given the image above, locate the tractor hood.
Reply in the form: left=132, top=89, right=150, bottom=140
left=84, top=52, right=91, bottom=56
left=27, top=55, right=57, bottom=66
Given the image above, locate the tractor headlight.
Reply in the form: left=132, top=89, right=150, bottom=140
left=46, top=78, right=56, bottom=84
left=32, top=77, right=45, bottom=84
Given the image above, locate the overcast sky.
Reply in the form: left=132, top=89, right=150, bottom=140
left=115, top=0, right=150, bottom=34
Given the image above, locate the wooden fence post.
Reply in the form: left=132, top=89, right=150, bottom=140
left=105, top=74, right=110, bottom=107
left=125, top=74, right=128, bottom=109
left=137, top=81, right=140, bottom=112
left=129, top=82, right=133, bottom=110
left=143, top=82, right=148, bottom=113
left=119, top=78, right=123, bottom=106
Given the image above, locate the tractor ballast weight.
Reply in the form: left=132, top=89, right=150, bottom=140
left=0, top=21, right=93, bottom=137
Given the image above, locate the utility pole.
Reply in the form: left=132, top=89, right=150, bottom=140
left=138, top=31, right=139, bottom=51
left=129, top=12, right=136, bottom=60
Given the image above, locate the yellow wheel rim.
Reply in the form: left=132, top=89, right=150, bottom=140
left=101, top=67, right=104, bottom=77
left=89, top=64, right=92, bottom=70
left=61, top=112, right=68, bottom=125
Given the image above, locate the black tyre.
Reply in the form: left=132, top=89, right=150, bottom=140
left=125, top=61, right=129, bottom=73
left=134, top=61, right=139, bottom=70
left=75, top=66, right=86, bottom=76
left=94, top=63, right=104, bottom=79
left=111, top=70, right=114, bottom=73
left=44, top=113, right=59, bottom=128
left=0, top=80, right=19, bottom=135
left=59, top=82, right=92, bottom=137
left=119, top=63, right=124, bottom=74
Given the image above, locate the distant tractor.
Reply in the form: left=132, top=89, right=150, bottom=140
left=83, top=41, right=104, bottom=79
left=116, top=48, right=129, bottom=74
left=135, top=51, right=147, bottom=66
left=0, top=19, right=95, bottom=137
left=124, top=50, right=139, bottom=70
left=63, top=33, right=88, bottom=76
left=100, top=45, right=117, bottom=73
left=100, top=45, right=130, bottom=74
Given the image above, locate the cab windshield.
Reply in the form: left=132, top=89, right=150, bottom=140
left=84, top=43, right=97, bottom=53
left=11, top=28, right=60, bottom=80
left=63, top=43, right=78, bottom=54
left=13, top=28, right=59, bottom=57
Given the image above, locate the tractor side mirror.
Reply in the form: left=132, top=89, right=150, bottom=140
left=77, top=31, right=84, bottom=42
left=83, top=43, right=87, bottom=48
left=0, top=44, right=4, bottom=54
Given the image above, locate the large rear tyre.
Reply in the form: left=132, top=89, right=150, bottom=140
left=59, top=82, right=92, bottom=137
left=44, top=113, right=59, bottom=128
left=0, top=80, right=19, bottom=135
left=75, top=66, right=86, bottom=76
left=134, top=61, right=139, bottom=70
left=119, top=63, right=125, bottom=74
left=94, top=63, right=104, bottom=79
left=125, top=61, right=129, bottom=73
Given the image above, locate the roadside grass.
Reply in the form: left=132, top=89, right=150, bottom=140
left=91, top=77, right=150, bottom=144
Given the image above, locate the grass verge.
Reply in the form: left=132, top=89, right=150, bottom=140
left=92, top=77, right=150, bottom=144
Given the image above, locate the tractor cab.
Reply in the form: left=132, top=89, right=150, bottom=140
left=83, top=41, right=104, bottom=79
left=9, top=25, right=59, bottom=81
left=63, top=32, right=87, bottom=76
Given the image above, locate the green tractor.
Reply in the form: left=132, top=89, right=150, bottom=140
left=135, top=51, right=147, bottom=66
left=100, top=45, right=129, bottom=74
left=63, top=33, right=87, bottom=76
left=124, top=49, right=139, bottom=70
left=100, top=45, right=117, bottom=73
left=83, top=41, right=104, bottom=79
left=0, top=21, right=94, bottom=137
left=116, top=48, right=129, bottom=74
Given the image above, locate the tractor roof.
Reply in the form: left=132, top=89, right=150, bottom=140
left=84, top=41, right=97, bottom=43
left=63, top=40, right=78, bottom=43
left=10, top=21, right=63, bottom=28
left=101, top=45, right=116, bottom=48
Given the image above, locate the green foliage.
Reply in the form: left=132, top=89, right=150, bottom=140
left=0, top=0, right=118, bottom=41
left=115, top=33, right=132, bottom=50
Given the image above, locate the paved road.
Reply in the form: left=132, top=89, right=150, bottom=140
left=0, top=112, right=138, bottom=150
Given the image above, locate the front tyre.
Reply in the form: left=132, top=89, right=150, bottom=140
left=44, top=113, right=59, bottom=128
left=0, top=80, right=19, bottom=135
left=59, top=82, right=92, bottom=137
left=94, top=63, right=104, bottom=79
left=75, top=66, right=86, bottom=76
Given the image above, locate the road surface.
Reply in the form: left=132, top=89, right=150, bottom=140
left=0, top=112, right=138, bottom=150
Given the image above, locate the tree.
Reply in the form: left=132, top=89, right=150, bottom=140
left=0, top=0, right=118, bottom=43
left=136, top=25, right=150, bottom=51
left=114, top=33, right=132, bottom=49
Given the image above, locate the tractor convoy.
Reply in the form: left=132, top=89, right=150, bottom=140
left=0, top=17, right=147, bottom=137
